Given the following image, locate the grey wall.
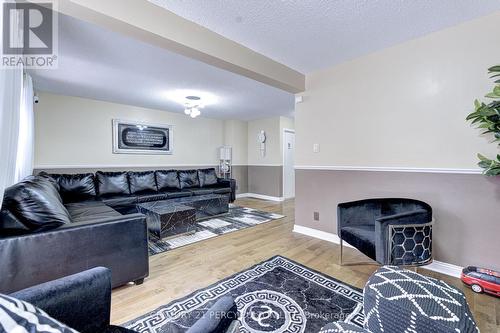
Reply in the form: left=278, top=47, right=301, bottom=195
left=295, top=169, right=500, bottom=270
left=248, top=165, right=283, bottom=197
left=232, top=165, right=248, bottom=194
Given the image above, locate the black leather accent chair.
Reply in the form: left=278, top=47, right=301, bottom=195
left=337, top=198, right=433, bottom=266
left=0, top=168, right=235, bottom=293
left=9, top=267, right=240, bottom=333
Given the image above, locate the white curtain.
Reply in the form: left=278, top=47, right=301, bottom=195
left=0, top=0, right=23, bottom=207
left=14, top=74, right=35, bottom=183
left=0, top=74, right=23, bottom=207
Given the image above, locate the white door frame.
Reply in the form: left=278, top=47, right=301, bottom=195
left=282, top=128, right=295, bottom=199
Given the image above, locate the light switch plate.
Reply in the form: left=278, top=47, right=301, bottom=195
left=313, top=143, right=320, bottom=153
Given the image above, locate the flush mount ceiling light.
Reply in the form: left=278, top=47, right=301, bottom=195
left=165, top=90, right=218, bottom=119
left=184, top=96, right=203, bottom=118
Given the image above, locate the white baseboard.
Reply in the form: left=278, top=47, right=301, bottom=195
left=236, top=193, right=285, bottom=202
left=424, top=261, right=463, bottom=278
left=292, top=224, right=462, bottom=278
left=292, top=225, right=354, bottom=248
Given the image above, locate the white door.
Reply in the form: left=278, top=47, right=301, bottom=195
left=283, top=130, right=295, bottom=199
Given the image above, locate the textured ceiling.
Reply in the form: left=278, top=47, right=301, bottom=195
left=29, top=14, right=294, bottom=121
left=150, top=0, right=500, bottom=73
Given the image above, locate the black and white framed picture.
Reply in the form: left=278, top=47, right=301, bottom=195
left=112, top=119, right=173, bottom=154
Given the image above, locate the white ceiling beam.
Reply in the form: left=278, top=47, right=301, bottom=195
left=56, top=0, right=305, bottom=93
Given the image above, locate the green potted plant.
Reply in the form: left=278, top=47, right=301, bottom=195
left=466, top=65, right=500, bottom=176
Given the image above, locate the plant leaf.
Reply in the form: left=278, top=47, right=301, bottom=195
left=489, top=65, right=500, bottom=72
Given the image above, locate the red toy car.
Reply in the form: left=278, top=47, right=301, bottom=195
left=461, top=266, right=500, bottom=297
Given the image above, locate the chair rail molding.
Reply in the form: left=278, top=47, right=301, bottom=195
left=34, top=164, right=220, bottom=169
left=294, top=165, right=482, bottom=175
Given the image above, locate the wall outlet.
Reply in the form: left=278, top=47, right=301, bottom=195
left=313, top=143, right=320, bottom=153
left=313, top=212, right=320, bottom=221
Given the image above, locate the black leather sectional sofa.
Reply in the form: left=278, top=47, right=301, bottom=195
left=0, top=168, right=235, bottom=293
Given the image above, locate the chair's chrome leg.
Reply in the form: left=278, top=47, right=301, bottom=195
left=338, top=238, right=379, bottom=266
left=339, top=239, right=343, bottom=266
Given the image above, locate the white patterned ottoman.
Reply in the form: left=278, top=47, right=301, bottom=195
left=363, top=266, right=479, bottom=333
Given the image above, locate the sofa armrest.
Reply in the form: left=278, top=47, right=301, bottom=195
left=337, top=199, right=381, bottom=234
left=217, top=178, right=236, bottom=202
left=59, top=212, right=145, bottom=229
left=374, top=209, right=432, bottom=264
left=0, top=213, right=149, bottom=293
left=10, top=267, right=111, bottom=333
left=186, top=296, right=239, bottom=333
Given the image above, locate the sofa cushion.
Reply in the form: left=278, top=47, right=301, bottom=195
left=178, top=170, right=200, bottom=189
left=163, top=190, right=192, bottom=199
left=212, top=187, right=231, bottom=195
left=136, top=193, right=169, bottom=203
left=190, top=189, right=214, bottom=196
left=197, top=168, right=218, bottom=187
left=128, top=171, right=157, bottom=194
left=100, top=195, right=137, bottom=209
left=96, top=171, right=130, bottom=196
left=1, top=176, right=71, bottom=232
left=37, top=171, right=61, bottom=191
left=65, top=201, right=121, bottom=223
left=155, top=170, right=180, bottom=190
left=340, top=225, right=376, bottom=261
left=53, top=173, right=97, bottom=203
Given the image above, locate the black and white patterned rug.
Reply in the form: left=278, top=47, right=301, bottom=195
left=124, top=256, right=364, bottom=332
left=148, top=205, right=285, bottom=255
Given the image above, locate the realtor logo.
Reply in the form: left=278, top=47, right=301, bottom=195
left=2, top=1, right=58, bottom=68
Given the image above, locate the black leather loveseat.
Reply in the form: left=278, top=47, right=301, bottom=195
left=0, top=168, right=235, bottom=293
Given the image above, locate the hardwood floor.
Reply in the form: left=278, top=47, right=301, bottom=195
left=111, top=198, right=500, bottom=332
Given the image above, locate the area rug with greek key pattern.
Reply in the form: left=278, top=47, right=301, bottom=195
left=124, top=256, right=364, bottom=332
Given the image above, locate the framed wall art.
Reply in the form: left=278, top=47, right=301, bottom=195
left=112, top=119, right=173, bottom=154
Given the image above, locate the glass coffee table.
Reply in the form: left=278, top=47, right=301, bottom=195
left=137, top=194, right=229, bottom=240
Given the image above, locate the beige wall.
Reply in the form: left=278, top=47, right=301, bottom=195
left=35, top=92, right=228, bottom=167
left=223, top=119, right=248, bottom=165
left=247, top=117, right=282, bottom=165
left=296, top=12, right=500, bottom=169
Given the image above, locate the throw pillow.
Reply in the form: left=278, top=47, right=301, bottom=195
left=0, top=293, right=78, bottom=333
left=2, top=176, right=71, bottom=232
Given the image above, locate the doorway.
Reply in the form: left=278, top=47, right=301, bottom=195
left=283, top=129, right=295, bottom=199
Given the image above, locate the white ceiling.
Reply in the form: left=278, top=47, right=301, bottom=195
left=29, top=14, right=295, bottom=121
left=151, top=0, right=500, bottom=73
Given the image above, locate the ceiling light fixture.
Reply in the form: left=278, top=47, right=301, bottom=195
left=165, top=90, right=218, bottom=119
left=184, top=96, right=203, bottom=118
